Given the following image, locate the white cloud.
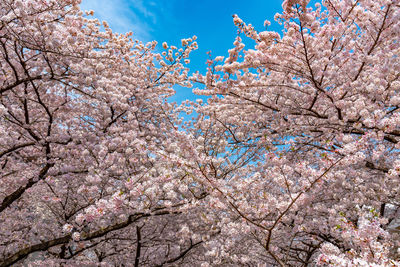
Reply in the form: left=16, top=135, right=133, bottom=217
left=79, top=0, right=154, bottom=42
left=129, top=0, right=157, bottom=24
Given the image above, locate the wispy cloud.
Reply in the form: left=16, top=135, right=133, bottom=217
left=79, top=0, right=158, bottom=42
left=128, top=0, right=157, bottom=24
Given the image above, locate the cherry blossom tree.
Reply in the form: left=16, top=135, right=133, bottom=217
left=184, top=0, right=400, bottom=265
left=2, top=0, right=400, bottom=266
left=0, top=0, right=205, bottom=265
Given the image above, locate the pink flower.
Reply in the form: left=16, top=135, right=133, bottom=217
left=72, top=232, right=80, bottom=241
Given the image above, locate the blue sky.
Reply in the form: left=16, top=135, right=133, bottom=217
left=79, top=0, right=284, bottom=102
